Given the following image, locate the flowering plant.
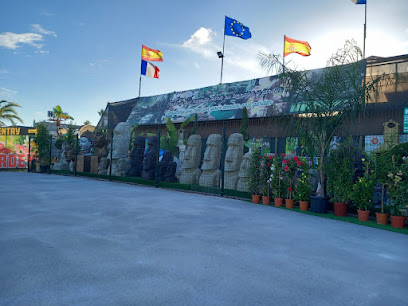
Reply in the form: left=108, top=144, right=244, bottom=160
left=260, top=154, right=273, bottom=196
left=270, top=154, right=287, bottom=198
left=283, top=156, right=300, bottom=199
left=294, top=157, right=312, bottom=202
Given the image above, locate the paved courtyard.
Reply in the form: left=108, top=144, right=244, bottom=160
left=0, top=172, right=407, bottom=305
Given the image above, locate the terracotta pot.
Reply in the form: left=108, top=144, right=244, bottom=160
left=334, top=202, right=348, bottom=217
left=285, top=199, right=294, bottom=209
left=262, top=196, right=271, bottom=205
left=357, top=209, right=370, bottom=222
left=391, top=215, right=406, bottom=229
left=252, top=195, right=261, bottom=204
left=274, top=198, right=283, bottom=207
left=299, top=201, right=309, bottom=211
left=375, top=212, right=389, bottom=225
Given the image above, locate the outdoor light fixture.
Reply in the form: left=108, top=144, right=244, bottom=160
left=217, top=51, right=224, bottom=58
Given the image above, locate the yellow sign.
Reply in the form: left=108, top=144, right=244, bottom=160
left=0, top=127, right=21, bottom=136
left=28, top=129, right=37, bottom=134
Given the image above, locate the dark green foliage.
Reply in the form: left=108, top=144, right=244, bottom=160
left=248, top=148, right=262, bottom=195
left=326, top=139, right=358, bottom=203
left=35, top=122, right=50, bottom=165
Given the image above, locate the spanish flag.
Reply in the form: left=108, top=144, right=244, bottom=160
left=284, top=36, right=311, bottom=57
left=142, top=45, right=163, bottom=62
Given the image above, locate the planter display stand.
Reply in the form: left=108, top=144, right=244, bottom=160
left=310, top=196, right=329, bottom=213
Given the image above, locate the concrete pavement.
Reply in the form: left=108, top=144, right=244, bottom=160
left=0, top=172, right=407, bottom=305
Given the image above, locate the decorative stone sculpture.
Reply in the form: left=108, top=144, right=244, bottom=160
left=223, top=133, right=244, bottom=190
left=126, top=136, right=146, bottom=177
left=52, top=141, right=73, bottom=171
left=179, top=134, right=202, bottom=185
left=199, top=134, right=221, bottom=187
left=237, top=152, right=251, bottom=192
left=79, top=131, right=94, bottom=156
left=93, top=131, right=108, bottom=158
left=141, top=136, right=158, bottom=180
left=165, top=161, right=178, bottom=182
left=110, top=122, right=132, bottom=176
left=98, top=157, right=110, bottom=175
left=159, top=150, right=173, bottom=181
left=177, top=129, right=186, bottom=164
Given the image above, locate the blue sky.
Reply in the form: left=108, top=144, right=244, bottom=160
left=1, top=0, right=407, bottom=127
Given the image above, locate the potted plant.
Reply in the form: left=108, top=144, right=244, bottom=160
left=34, top=122, right=51, bottom=173
left=258, top=40, right=385, bottom=214
left=294, top=157, right=312, bottom=211
left=283, top=155, right=298, bottom=208
left=260, top=154, right=273, bottom=205
left=326, top=139, right=357, bottom=217
left=248, top=148, right=262, bottom=203
left=351, top=158, right=375, bottom=222
left=271, top=154, right=286, bottom=207
left=387, top=156, right=407, bottom=228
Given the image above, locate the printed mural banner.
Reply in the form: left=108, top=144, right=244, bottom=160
left=126, top=62, right=365, bottom=126
left=0, top=135, right=35, bottom=169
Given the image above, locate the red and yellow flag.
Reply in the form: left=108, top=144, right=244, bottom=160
left=142, top=45, right=163, bottom=62
left=284, top=36, right=311, bottom=57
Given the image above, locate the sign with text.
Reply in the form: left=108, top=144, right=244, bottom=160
left=404, top=107, right=408, bottom=133
left=0, top=135, right=35, bottom=169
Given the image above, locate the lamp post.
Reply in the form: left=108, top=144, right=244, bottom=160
left=217, top=51, right=224, bottom=84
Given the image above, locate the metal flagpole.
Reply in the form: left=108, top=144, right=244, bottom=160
left=139, top=45, right=143, bottom=97
left=220, top=16, right=226, bottom=84
left=363, top=1, right=367, bottom=59
left=282, top=35, right=286, bottom=74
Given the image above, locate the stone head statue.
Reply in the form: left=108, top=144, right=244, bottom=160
left=141, top=136, right=158, bottom=180
left=112, top=122, right=132, bottom=159
left=201, top=134, right=221, bottom=171
left=79, top=131, right=94, bottom=156
left=63, top=142, right=75, bottom=163
left=225, top=133, right=244, bottom=172
left=182, top=135, right=202, bottom=169
left=238, top=152, right=251, bottom=178
left=237, top=152, right=252, bottom=192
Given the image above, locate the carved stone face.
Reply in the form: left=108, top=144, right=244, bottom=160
left=238, top=152, right=251, bottom=178
left=64, top=145, right=75, bottom=162
left=201, top=134, right=221, bottom=171
left=225, top=133, right=244, bottom=172
left=79, top=136, right=92, bottom=154
left=182, top=135, right=201, bottom=169
left=94, top=132, right=107, bottom=148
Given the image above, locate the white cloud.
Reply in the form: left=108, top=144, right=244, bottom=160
left=0, top=32, right=43, bottom=49
left=35, top=111, right=44, bottom=116
left=31, top=24, right=57, bottom=37
left=0, top=87, right=18, bottom=98
left=182, top=27, right=219, bottom=59
left=35, top=50, right=49, bottom=55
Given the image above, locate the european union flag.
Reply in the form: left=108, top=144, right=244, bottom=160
left=224, top=16, right=252, bottom=40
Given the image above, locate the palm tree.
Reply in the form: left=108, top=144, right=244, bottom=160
left=83, top=120, right=91, bottom=125
left=98, top=109, right=104, bottom=117
left=49, top=105, right=74, bottom=137
left=0, top=100, right=23, bottom=126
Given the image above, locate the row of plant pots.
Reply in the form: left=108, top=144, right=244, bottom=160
left=251, top=195, right=407, bottom=229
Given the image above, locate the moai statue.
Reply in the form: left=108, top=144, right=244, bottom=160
left=179, top=134, right=202, bottom=185
left=237, top=152, right=252, bottom=192
left=223, top=133, right=244, bottom=190
left=199, top=134, right=222, bottom=187
left=141, top=136, right=158, bottom=180
left=177, top=129, right=186, bottom=164
left=126, top=136, right=146, bottom=177
left=110, top=122, right=132, bottom=176
left=159, top=150, right=173, bottom=181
